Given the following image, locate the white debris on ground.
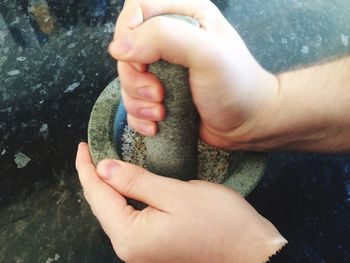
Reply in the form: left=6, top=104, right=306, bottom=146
left=1, top=149, right=6, bottom=156
left=16, top=56, right=26, bottom=61
left=45, top=253, right=60, bottom=263
left=14, top=152, right=31, bottom=168
left=301, top=45, right=309, bottom=54
left=39, top=123, right=49, bottom=140
left=64, top=82, right=80, bottom=93
left=67, top=42, right=77, bottom=49
left=341, top=34, right=349, bottom=47
left=66, top=29, right=73, bottom=36
left=346, top=181, right=350, bottom=204
left=7, top=69, right=20, bottom=76
left=103, top=22, right=115, bottom=33
left=0, top=107, right=12, bottom=113
left=121, top=126, right=230, bottom=183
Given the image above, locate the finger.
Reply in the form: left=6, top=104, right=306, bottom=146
left=96, top=159, right=190, bottom=212
left=130, top=62, right=147, bottom=72
left=118, top=61, right=164, bottom=102
left=75, top=143, right=138, bottom=235
left=115, top=0, right=224, bottom=38
left=127, top=114, right=157, bottom=136
left=122, top=89, right=165, bottom=122
left=110, top=15, right=223, bottom=69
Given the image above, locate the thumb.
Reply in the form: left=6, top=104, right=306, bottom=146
left=109, top=15, right=220, bottom=69
left=97, top=159, right=189, bottom=212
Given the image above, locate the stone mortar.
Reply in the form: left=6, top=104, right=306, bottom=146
left=88, top=81, right=267, bottom=196
left=88, top=15, right=267, bottom=196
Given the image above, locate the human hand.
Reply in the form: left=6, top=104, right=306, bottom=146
left=109, top=0, right=279, bottom=150
left=76, top=142, right=286, bottom=263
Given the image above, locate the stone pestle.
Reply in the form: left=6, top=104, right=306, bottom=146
left=140, top=15, right=201, bottom=181
left=146, top=60, right=199, bottom=181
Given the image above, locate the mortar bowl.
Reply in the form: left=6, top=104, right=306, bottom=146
left=88, top=78, right=267, bottom=197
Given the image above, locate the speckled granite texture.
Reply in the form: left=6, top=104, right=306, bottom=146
left=1, top=0, right=350, bottom=262
left=88, top=78, right=266, bottom=196
left=145, top=60, right=199, bottom=181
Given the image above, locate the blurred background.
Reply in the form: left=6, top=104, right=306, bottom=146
left=0, top=0, right=350, bottom=262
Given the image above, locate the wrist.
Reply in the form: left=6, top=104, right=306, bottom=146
left=230, top=58, right=350, bottom=152
left=224, top=69, right=281, bottom=151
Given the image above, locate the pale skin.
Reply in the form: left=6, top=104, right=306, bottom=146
left=76, top=0, right=350, bottom=262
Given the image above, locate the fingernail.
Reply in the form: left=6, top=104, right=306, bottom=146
left=139, top=122, right=155, bottom=136
left=139, top=107, right=156, bottom=119
left=100, top=161, right=119, bottom=180
left=138, top=86, right=155, bottom=101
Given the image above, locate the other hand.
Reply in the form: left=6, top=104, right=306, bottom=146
left=76, top=143, right=286, bottom=263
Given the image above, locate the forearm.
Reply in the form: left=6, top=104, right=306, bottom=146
left=237, top=56, right=350, bottom=152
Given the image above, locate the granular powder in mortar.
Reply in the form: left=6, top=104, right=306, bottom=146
left=121, top=126, right=230, bottom=183
left=121, top=126, right=148, bottom=169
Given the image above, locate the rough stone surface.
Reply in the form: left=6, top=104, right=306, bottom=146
left=88, top=79, right=120, bottom=164
left=120, top=126, right=231, bottom=184
left=88, top=77, right=266, bottom=196
left=144, top=15, right=200, bottom=181
left=145, top=61, right=199, bottom=181
left=88, top=15, right=266, bottom=195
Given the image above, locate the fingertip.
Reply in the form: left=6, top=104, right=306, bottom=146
left=97, top=159, right=122, bottom=180
left=158, top=104, right=166, bottom=121
left=78, top=141, right=88, bottom=149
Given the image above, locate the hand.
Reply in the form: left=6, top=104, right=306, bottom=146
left=108, top=0, right=279, bottom=150
left=76, top=143, right=287, bottom=263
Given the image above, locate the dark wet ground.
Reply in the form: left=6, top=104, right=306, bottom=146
left=1, top=0, right=349, bottom=262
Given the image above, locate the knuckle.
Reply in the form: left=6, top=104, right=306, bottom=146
left=120, top=75, right=137, bottom=92
left=121, top=95, right=133, bottom=111
left=122, top=94, right=140, bottom=116
left=125, top=103, right=140, bottom=118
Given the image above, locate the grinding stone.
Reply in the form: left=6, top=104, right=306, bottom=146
left=88, top=15, right=267, bottom=196
left=144, top=15, right=200, bottom=180
left=88, top=79, right=267, bottom=196
left=145, top=61, right=198, bottom=181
